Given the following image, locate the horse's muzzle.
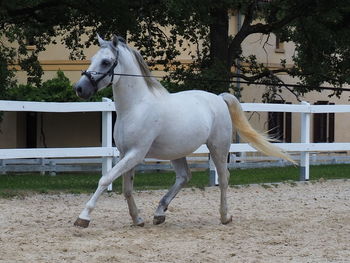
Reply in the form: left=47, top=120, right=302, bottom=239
left=74, top=83, right=94, bottom=99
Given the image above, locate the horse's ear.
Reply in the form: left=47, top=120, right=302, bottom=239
left=111, top=35, right=119, bottom=48
left=97, top=34, right=105, bottom=46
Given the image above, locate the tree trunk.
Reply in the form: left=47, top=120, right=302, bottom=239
left=208, top=7, right=230, bottom=94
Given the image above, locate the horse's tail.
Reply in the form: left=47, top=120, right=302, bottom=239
left=220, top=93, right=296, bottom=164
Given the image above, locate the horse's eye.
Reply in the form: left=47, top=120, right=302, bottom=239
left=102, top=60, right=111, bottom=67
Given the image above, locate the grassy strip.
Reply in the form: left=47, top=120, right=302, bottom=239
left=0, top=164, right=349, bottom=198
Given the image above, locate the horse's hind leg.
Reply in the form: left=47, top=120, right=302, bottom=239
left=153, top=157, right=191, bottom=225
left=207, top=142, right=232, bottom=224
left=123, top=169, right=144, bottom=226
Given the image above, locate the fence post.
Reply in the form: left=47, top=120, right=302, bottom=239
left=0, top=159, right=5, bottom=174
left=49, top=161, right=56, bottom=176
left=300, top=101, right=311, bottom=181
left=102, top=98, right=113, bottom=191
left=40, top=158, right=46, bottom=175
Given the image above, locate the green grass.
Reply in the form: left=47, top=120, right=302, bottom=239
left=0, top=164, right=349, bottom=198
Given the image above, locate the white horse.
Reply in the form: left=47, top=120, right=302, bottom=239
left=73, top=35, right=295, bottom=228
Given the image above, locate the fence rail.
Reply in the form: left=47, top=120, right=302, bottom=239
left=1, top=99, right=350, bottom=186
left=2, top=153, right=349, bottom=175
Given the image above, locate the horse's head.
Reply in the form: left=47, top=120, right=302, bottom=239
left=74, top=35, right=121, bottom=99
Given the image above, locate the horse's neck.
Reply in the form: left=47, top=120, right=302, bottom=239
left=113, top=54, right=154, bottom=113
left=113, top=78, right=151, bottom=113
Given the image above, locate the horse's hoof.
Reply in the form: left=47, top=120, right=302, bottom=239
left=135, top=217, right=145, bottom=227
left=221, top=215, right=233, bottom=225
left=74, top=218, right=90, bottom=228
left=153, top=215, right=166, bottom=225
left=137, top=221, right=145, bottom=227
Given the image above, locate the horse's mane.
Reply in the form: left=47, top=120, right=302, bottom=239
left=129, top=48, right=168, bottom=94
left=104, top=37, right=168, bottom=94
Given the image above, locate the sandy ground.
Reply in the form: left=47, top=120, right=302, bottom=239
left=0, top=180, right=349, bottom=263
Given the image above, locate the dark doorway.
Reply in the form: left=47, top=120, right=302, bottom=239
left=268, top=101, right=292, bottom=142
left=313, top=101, right=335, bottom=143
left=26, top=112, right=37, bottom=148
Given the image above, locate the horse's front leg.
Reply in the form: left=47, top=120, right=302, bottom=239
left=74, top=184, right=107, bottom=228
left=123, top=169, right=144, bottom=226
left=74, top=150, right=145, bottom=228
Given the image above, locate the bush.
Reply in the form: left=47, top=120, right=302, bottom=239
left=6, top=70, right=113, bottom=102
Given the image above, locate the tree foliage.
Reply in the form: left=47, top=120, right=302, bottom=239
left=1, top=0, right=350, bottom=101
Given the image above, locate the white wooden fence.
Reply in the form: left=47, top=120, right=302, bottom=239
left=1, top=99, right=350, bottom=186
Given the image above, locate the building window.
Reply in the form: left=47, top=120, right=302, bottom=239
left=25, top=37, right=36, bottom=51
left=268, top=101, right=292, bottom=142
left=313, top=101, right=335, bottom=143
left=275, top=36, right=285, bottom=53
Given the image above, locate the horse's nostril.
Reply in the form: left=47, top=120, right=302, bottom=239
left=76, top=86, right=82, bottom=94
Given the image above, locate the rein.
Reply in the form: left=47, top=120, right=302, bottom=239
left=81, top=50, right=349, bottom=93
left=81, top=72, right=350, bottom=93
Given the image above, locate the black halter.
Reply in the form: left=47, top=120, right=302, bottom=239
left=81, top=49, right=119, bottom=91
